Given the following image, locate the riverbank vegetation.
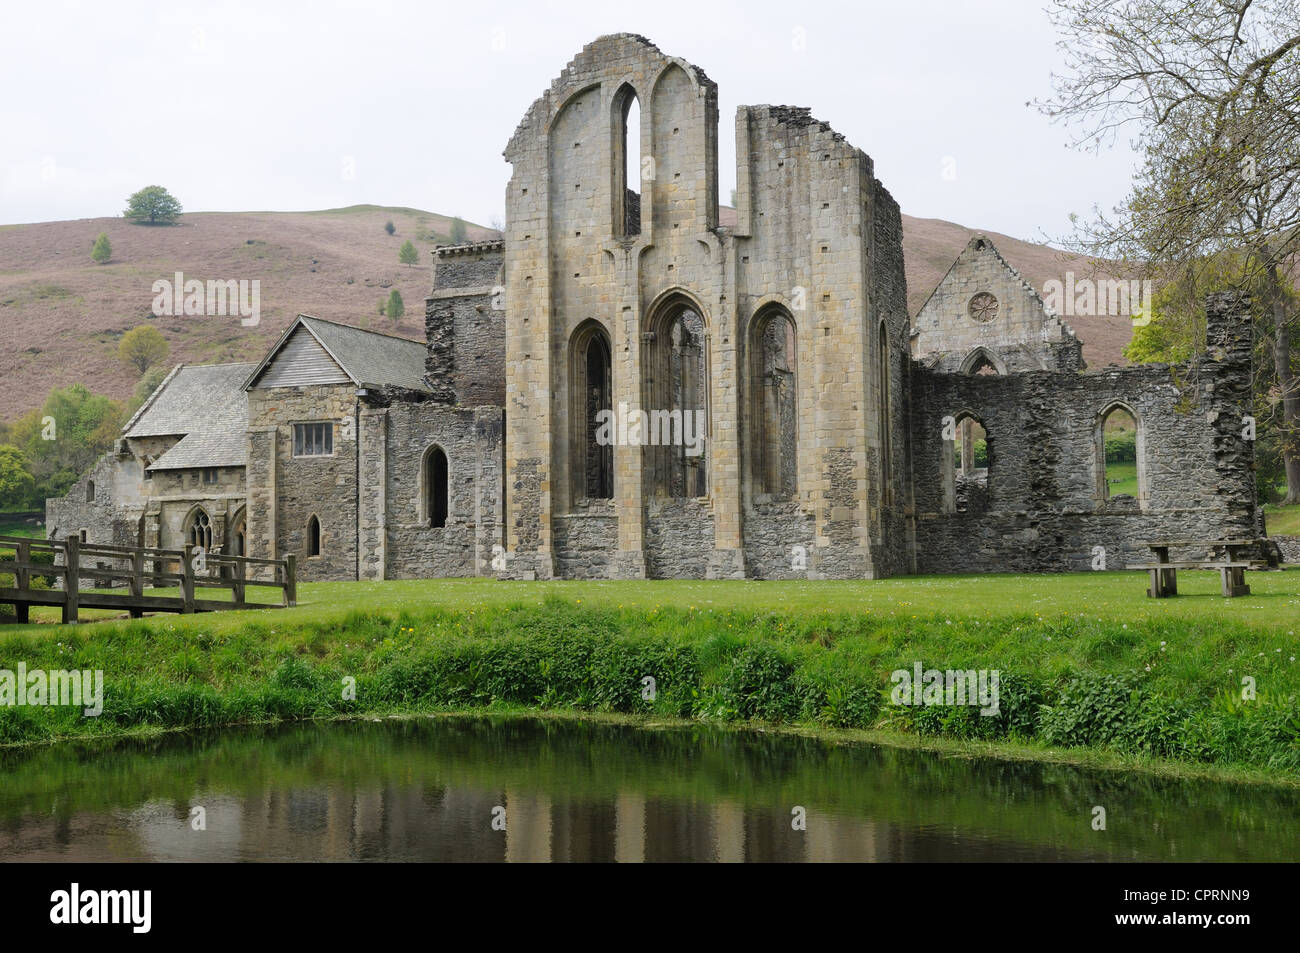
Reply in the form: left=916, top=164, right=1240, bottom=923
left=1, top=573, right=1298, bottom=779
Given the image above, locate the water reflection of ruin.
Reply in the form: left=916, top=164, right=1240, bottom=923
left=220, top=786, right=891, bottom=862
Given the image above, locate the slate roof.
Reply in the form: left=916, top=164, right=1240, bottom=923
left=244, top=314, right=430, bottom=392
left=123, top=363, right=254, bottom=471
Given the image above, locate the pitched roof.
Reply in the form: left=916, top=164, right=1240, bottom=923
left=147, top=430, right=248, bottom=471
left=244, top=314, right=429, bottom=392
left=122, top=363, right=255, bottom=471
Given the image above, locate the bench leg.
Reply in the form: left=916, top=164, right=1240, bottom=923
left=15, top=602, right=28, bottom=623
left=1148, top=568, right=1176, bottom=598
left=1219, top=568, right=1250, bottom=597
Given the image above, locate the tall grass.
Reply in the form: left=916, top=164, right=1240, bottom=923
left=1, top=597, right=1297, bottom=774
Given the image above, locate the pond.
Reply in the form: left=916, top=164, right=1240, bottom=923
left=1, top=716, right=1295, bottom=862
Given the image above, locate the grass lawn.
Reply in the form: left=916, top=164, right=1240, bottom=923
left=0, top=517, right=43, bottom=538
left=1105, top=461, right=1139, bottom=497
left=1264, top=503, right=1300, bottom=536
left=4, top=568, right=1299, bottom=635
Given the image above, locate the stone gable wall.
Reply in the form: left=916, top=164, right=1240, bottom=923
left=912, top=238, right=1084, bottom=374
left=246, top=384, right=359, bottom=581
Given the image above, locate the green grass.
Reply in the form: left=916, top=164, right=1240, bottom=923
left=1265, top=503, right=1300, bottom=536
left=7, top=570, right=1298, bottom=634
left=1, top=572, right=1299, bottom=777
left=0, top=518, right=42, bottom=538
left=1105, top=460, right=1139, bottom=497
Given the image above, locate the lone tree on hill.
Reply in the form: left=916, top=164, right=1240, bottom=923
left=398, top=240, right=418, bottom=267
left=1038, top=0, right=1300, bottom=503
left=90, top=232, right=112, bottom=264
left=119, top=325, right=169, bottom=375
left=386, top=289, right=405, bottom=323
left=385, top=220, right=396, bottom=235
left=123, top=185, right=183, bottom=225
left=449, top=216, right=467, bottom=244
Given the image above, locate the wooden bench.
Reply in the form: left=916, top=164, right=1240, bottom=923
left=1136, top=539, right=1267, bottom=598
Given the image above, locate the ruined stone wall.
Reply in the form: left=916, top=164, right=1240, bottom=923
left=1273, top=535, right=1300, bottom=563
left=45, top=442, right=146, bottom=548
left=357, top=394, right=503, bottom=580
left=645, top=499, right=715, bottom=578
left=552, top=501, right=618, bottom=578
left=732, top=105, right=908, bottom=579
left=246, top=385, right=359, bottom=581
left=911, top=236, right=1084, bottom=374
left=502, top=34, right=722, bottom=580
left=908, top=294, right=1257, bottom=571
left=45, top=439, right=245, bottom=553
left=426, top=242, right=505, bottom=407
left=500, top=34, right=908, bottom=579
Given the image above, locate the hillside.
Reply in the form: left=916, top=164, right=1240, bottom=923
left=0, top=205, right=1132, bottom=421
left=0, top=206, right=495, bottom=421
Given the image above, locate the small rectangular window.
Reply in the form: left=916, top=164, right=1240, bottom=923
left=202, top=468, right=218, bottom=484
left=293, top=422, right=334, bottom=457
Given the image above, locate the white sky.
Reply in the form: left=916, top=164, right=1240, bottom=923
left=0, top=0, right=1139, bottom=244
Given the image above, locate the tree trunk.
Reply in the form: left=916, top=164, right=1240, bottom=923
left=1267, top=261, right=1300, bottom=504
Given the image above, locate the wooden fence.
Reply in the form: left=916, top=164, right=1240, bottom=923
left=0, top=534, right=296, bottom=624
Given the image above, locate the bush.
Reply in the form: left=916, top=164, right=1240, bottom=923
left=1039, top=672, right=1142, bottom=748
left=717, top=643, right=798, bottom=722
left=793, top=663, right=881, bottom=728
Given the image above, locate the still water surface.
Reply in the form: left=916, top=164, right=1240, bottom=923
left=1, top=716, right=1296, bottom=861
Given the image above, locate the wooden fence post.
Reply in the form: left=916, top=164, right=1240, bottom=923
left=63, top=535, right=79, bottom=624
left=14, top=539, right=29, bottom=623
left=232, top=556, right=246, bottom=607
left=180, top=543, right=196, bottom=613
left=129, top=550, right=144, bottom=619
left=283, top=554, right=297, bottom=607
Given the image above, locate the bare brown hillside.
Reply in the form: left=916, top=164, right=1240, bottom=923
left=0, top=204, right=1132, bottom=422
left=0, top=206, right=495, bottom=420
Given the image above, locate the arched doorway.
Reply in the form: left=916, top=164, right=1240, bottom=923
left=227, top=508, right=246, bottom=557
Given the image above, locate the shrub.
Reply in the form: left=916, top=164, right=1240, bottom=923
left=718, top=643, right=798, bottom=722
left=793, top=664, right=881, bottom=728
left=1039, top=672, right=1142, bottom=748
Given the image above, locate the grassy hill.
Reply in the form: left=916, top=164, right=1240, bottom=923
left=0, top=206, right=496, bottom=420
left=0, top=204, right=1131, bottom=422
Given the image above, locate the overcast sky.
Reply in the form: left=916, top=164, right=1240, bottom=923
left=1, top=0, right=1139, bottom=244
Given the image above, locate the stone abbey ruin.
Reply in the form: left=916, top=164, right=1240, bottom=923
left=48, top=34, right=1265, bottom=581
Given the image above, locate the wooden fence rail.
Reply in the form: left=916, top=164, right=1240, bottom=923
left=0, top=534, right=296, bottom=624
